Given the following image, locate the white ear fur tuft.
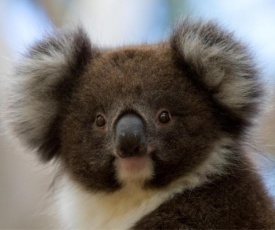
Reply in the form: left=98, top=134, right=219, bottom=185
left=172, top=20, right=264, bottom=120
left=6, top=27, right=94, bottom=161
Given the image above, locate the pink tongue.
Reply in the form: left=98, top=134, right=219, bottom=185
left=118, top=156, right=148, bottom=171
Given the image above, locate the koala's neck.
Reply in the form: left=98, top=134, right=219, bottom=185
left=56, top=178, right=184, bottom=230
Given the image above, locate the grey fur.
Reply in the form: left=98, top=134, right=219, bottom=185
left=172, top=20, right=263, bottom=119
left=6, top=27, right=93, bottom=160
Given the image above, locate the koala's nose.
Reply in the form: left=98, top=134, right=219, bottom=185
left=115, top=114, right=147, bottom=158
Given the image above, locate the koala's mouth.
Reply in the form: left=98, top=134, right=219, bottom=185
left=117, top=155, right=151, bottom=172
left=114, top=155, right=154, bottom=183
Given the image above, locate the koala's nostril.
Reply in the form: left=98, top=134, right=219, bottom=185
left=133, top=146, right=140, bottom=155
left=118, top=146, right=141, bottom=158
left=118, top=144, right=146, bottom=158
left=115, top=114, right=147, bottom=158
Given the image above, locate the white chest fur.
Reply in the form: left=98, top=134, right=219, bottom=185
left=57, top=181, right=179, bottom=230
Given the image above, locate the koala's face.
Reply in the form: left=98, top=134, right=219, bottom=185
left=8, top=21, right=262, bottom=192
left=60, top=46, right=222, bottom=191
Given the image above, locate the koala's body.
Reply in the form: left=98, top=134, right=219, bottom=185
left=5, top=20, right=275, bottom=229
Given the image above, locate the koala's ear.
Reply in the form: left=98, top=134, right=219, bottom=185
left=171, top=20, right=263, bottom=121
left=6, top=27, right=96, bottom=162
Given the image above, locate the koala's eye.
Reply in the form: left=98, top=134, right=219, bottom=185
left=96, top=115, right=106, bottom=127
left=158, top=111, right=171, bottom=124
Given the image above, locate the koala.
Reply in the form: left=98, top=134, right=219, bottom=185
left=5, top=20, right=275, bottom=229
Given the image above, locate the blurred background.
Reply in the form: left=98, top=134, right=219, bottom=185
left=0, top=0, right=275, bottom=229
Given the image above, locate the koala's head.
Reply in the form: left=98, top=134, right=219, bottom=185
left=7, top=21, right=263, bottom=192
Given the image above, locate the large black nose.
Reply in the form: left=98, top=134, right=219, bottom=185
left=115, top=114, right=147, bottom=158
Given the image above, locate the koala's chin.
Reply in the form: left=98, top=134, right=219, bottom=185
left=5, top=19, right=275, bottom=229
